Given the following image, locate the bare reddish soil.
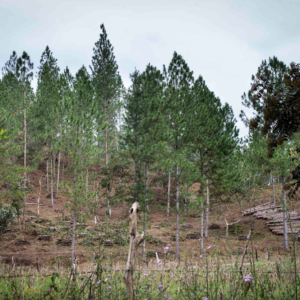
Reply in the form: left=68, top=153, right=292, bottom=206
left=1, top=163, right=299, bottom=269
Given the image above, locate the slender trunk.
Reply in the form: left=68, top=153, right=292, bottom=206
left=156, top=176, right=159, bottom=200
left=167, top=171, right=171, bottom=220
left=200, top=197, right=204, bottom=252
left=71, top=208, right=76, bottom=265
left=23, top=86, right=26, bottom=229
left=86, top=168, right=88, bottom=197
left=282, top=175, right=288, bottom=250
left=51, top=156, right=54, bottom=208
left=105, top=103, right=110, bottom=216
left=95, top=185, right=98, bottom=225
left=272, top=172, right=276, bottom=204
left=37, top=178, right=42, bottom=217
left=56, top=152, right=61, bottom=194
left=86, top=167, right=89, bottom=212
left=115, top=124, right=118, bottom=152
left=24, top=87, right=26, bottom=171
left=71, top=166, right=77, bottom=266
left=106, top=185, right=110, bottom=217
left=46, top=158, right=49, bottom=194
left=22, top=196, right=26, bottom=230
left=62, top=157, right=65, bottom=183
left=175, top=164, right=180, bottom=260
left=105, top=113, right=108, bottom=167
left=205, top=179, right=209, bottom=238
left=142, top=164, right=148, bottom=260
left=53, top=154, right=56, bottom=179
left=134, top=159, right=138, bottom=202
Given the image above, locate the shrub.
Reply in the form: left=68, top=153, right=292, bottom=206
left=0, top=204, right=17, bottom=233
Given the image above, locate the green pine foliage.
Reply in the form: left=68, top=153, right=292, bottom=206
left=2, top=23, right=300, bottom=263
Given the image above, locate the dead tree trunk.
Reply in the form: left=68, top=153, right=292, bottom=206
left=124, top=202, right=144, bottom=300
left=225, top=217, right=241, bottom=239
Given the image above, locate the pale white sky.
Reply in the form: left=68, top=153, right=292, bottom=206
left=1, top=0, right=299, bottom=137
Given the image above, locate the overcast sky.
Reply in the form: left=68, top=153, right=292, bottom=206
left=1, top=0, right=299, bottom=138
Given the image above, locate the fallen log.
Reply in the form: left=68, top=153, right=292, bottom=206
left=243, top=203, right=280, bottom=216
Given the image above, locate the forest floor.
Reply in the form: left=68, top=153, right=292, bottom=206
left=1, top=161, right=300, bottom=269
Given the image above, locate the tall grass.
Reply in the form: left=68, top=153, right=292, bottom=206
left=0, top=247, right=299, bottom=299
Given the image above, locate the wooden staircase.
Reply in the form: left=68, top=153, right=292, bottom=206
left=243, top=202, right=300, bottom=235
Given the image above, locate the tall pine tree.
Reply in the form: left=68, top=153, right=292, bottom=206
left=90, top=24, right=123, bottom=215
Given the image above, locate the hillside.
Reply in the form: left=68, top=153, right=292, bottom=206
left=1, top=164, right=299, bottom=269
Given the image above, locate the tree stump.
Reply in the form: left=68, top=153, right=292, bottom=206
left=124, top=202, right=144, bottom=300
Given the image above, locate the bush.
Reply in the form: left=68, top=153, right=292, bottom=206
left=0, top=204, right=17, bottom=233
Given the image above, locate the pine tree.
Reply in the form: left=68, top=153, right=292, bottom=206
left=187, top=75, right=239, bottom=250
left=35, top=46, right=60, bottom=207
left=16, top=52, right=34, bottom=229
left=240, top=56, right=288, bottom=134
left=59, top=66, right=98, bottom=265
left=1, top=51, right=23, bottom=132
left=123, top=69, right=144, bottom=202
left=163, top=52, right=194, bottom=260
left=90, top=24, right=123, bottom=215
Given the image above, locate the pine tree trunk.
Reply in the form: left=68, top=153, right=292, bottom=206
left=200, top=197, right=204, bottom=252
left=86, top=167, right=89, bottom=212
left=46, top=158, right=49, bottom=194
left=95, top=187, right=98, bottom=225
left=205, top=179, right=209, bottom=238
left=51, top=156, right=54, bottom=208
left=105, top=103, right=110, bottom=216
left=71, top=208, right=76, bottom=265
left=56, top=152, right=61, bottom=194
left=53, top=154, right=55, bottom=179
left=106, top=185, right=110, bottom=217
left=134, top=159, right=138, bottom=202
left=22, top=86, right=27, bottom=230
left=142, top=164, right=148, bottom=260
left=175, top=164, right=180, bottom=260
left=167, top=171, right=171, bottom=220
left=272, top=172, right=276, bottom=204
left=62, top=157, right=65, bottom=183
left=282, top=175, right=288, bottom=250
left=37, top=178, right=42, bottom=217
left=115, top=124, right=118, bottom=152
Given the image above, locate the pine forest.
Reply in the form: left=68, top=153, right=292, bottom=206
left=1, top=23, right=300, bottom=300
